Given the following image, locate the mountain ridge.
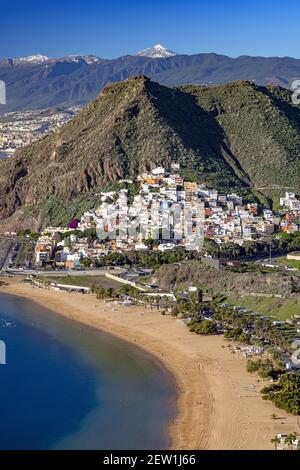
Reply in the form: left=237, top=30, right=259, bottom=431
left=0, top=76, right=300, bottom=231
left=2, top=49, right=300, bottom=113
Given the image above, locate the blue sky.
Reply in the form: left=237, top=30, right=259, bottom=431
left=1, top=0, right=300, bottom=59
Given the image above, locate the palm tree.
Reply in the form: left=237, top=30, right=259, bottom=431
left=284, top=433, right=297, bottom=450
left=271, top=435, right=280, bottom=450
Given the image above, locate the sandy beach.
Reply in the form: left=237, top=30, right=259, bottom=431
left=0, top=277, right=298, bottom=450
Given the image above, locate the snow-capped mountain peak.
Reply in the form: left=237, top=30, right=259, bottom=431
left=66, top=55, right=102, bottom=64
left=136, top=44, right=177, bottom=59
left=15, top=54, right=50, bottom=64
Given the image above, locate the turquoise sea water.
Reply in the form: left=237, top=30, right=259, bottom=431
left=0, top=293, right=176, bottom=449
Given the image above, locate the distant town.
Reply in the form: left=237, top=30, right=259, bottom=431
left=0, top=107, right=80, bottom=156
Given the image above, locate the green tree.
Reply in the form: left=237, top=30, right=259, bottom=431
left=189, top=319, right=218, bottom=335
left=271, top=435, right=280, bottom=450
left=81, top=257, right=92, bottom=268
left=261, top=373, right=300, bottom=416
left=144, top=238, right=159, bottom=250
left=95, top=286, right=107, bottom=300
left=247, top=359, right=261, bottom=374
left=284, top=433, right=297, bottom=450
left=107, top=287, right=114, bottom=298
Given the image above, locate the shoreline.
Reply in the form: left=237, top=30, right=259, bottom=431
left=0, top=278, right=297, bottom=449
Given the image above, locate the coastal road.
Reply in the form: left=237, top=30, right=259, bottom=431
left=0, top=240, right=15, bottom=272
left=5, top=267, right=125, bottom=276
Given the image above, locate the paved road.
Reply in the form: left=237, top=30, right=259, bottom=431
left=5, top=267, right=125, bottom=276
left=0, top=241, right=15, bottom=272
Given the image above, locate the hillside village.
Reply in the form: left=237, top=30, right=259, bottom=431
left=33, top=165, right=300, bottom=269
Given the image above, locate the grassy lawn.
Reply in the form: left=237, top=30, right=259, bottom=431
left=41, top=275, right=121, bottom=290
left=274, top=256, right=300, bottom=270
left=226, top=294, right=300, bottom=321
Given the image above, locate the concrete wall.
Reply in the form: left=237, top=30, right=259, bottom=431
left=287, top=253, right=300, bottom=261
left=104, top=273, right=147, bottom=291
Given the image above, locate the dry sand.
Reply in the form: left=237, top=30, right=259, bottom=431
left=0, top=277, right=298, bottom=450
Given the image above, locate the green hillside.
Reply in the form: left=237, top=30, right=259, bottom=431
left=0, top=77, right=300, bottom=230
